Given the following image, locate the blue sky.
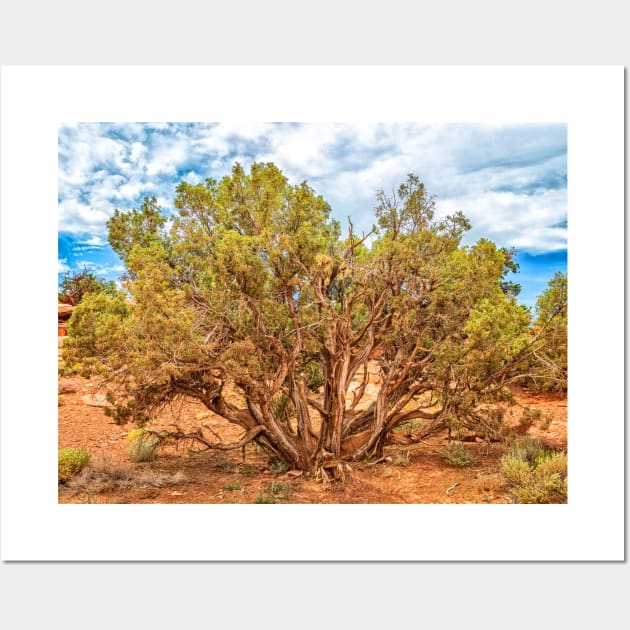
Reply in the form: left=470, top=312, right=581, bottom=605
left=58, top=122, right=567, bottom=311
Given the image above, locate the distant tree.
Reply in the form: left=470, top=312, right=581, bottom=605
left=63, top=163, right=550, bottom=478
left=529, top=271, right=568, bottom=391
left=58, top=266, right=117, bottom=306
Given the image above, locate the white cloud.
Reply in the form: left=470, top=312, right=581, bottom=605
left=145, top=136, right=189, bottom=176
left=58, top=258, right=70, bottom=273
left=58, top=122, right=567, bottom=255
left=58, top=198, right=111, bottom=235
left=79, top=235, right=106, bottom=247
left=436, top=188, right=567, bottom=253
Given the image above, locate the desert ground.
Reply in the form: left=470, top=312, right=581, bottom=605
left=58, top=336, right=567, bottom=505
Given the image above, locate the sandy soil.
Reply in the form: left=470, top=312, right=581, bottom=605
left=58, top=343, right=567, bottom=504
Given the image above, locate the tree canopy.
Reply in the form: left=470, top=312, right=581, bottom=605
left=63, top=162, right=565, bottom=478
left=529, top=271, right=568, bottom=391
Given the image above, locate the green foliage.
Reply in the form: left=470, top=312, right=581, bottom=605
left=512, top=407, right=553, bottom=433
left=507, top=436, right=546, bottom=465
left=254, top=492, right=276, bottom=504
left=535, top=451, right=568, bottom=475
left=499, top=247, right=521, bottom=297
left=62, top=291, right=130, bottom=378
left=58, top=267, right=117, bottom=306
left=304, top=361, right=324, bottom=392
left=500, top=441, right=567, bottom=503
left=391, top=451, right=411, bottom=467
left=255, top=481, right=290, bottom=503
left=63, top=162, right=554, bottom=473
left=225, top=478, right=242, bottom=491
left=59, top=447, right=91, bottom=482
left=107, top=196, right=168, bottom=266
left=441, top=442, right=475, bottom=467
left=269, top=458, right=289, bottom=475
left=500, top=455, right=532, bottom=486
left=529, top=271, right=568, bottom=392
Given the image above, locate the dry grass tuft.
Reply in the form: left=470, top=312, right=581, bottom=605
left=62, top=454, right=187, bottom=494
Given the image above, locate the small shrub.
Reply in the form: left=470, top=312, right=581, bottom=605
left=255, top=481, right=289, bottom=503
left=441, top=442, right=475, bottom=467
left=512, top=473, right=565, bottom=504
left=255, top=493, right=276, bottom=504
left=500, top=455, right=532, bottom=486
left=270, top=481, right=289, bottom=497
left=509, top=436, right=545, bottom=465
left=59, top=447, right=91, bottom=482
left=225, top=478, right=242, bottom=491
left=536, top=451, right=568, bottom=475
left=269, top=459, right=289, bottom=475
left=391, top=451, right=411, bottom=467
left=58, top=395, right=65, bottom=407
left=500, top=445, right=567, bottom=503
left=127, top=434, right=160, bottom=462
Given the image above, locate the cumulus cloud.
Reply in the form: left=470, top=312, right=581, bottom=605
left=436, top=188, right=568, bottom=253
left=58, top=122, right=567, bottom=261
left=79, top=235, right=106, bottom=247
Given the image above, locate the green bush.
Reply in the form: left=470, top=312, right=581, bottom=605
left=500, top=455, right=533, bottom=486
left=59, top=448, right=91, bottom=482
left=269, top=458, right=289, bottom=475
left=441, top=442, right=475, bottom=467
left=127, top=433, right=160, bottom=462
left=512, top=473, right=565, bottom=504
left=500, top=445, right=567, bottom=503
left=535, top=451, right=568, bottom=475
left=508, top=436, right=545, bottom=465
left=225, top=478, right=242, bottom=491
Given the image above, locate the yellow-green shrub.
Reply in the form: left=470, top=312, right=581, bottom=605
left=500, top=443, right=567, bottom=503
left=127, top=432, right=160, bottom=462
left=59, top=447, right=91, bottom=482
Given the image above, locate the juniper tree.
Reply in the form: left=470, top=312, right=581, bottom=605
left=58, top=267, right=117, bottom=306
left=529, top=271, right=568, bottom=391
left=64, top=162, right=549, bottom=478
